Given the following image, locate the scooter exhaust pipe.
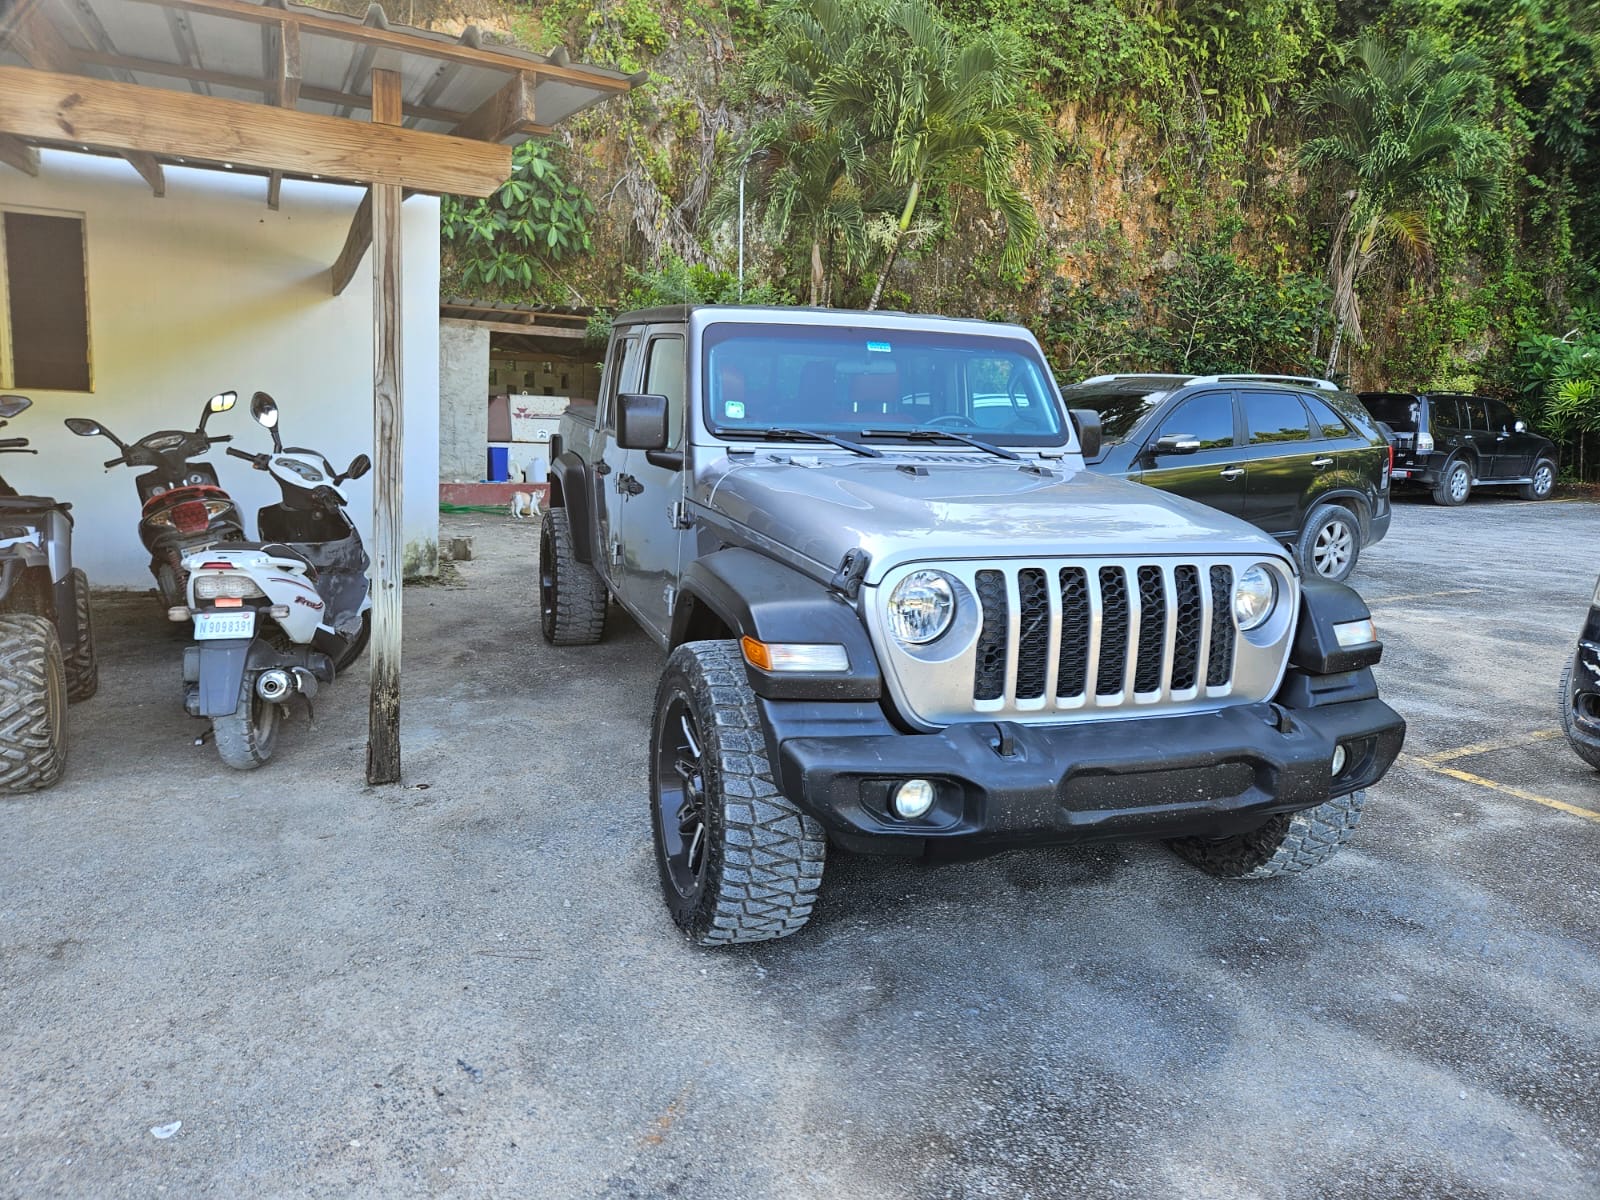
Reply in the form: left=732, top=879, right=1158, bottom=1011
left=256, top=669, right=293, bottom=702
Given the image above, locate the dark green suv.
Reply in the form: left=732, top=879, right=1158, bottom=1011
left=1068, top=373, right=1392, bottom=583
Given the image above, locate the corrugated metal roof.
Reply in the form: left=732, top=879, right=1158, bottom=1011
left=0, top=0, right=633, bottom=139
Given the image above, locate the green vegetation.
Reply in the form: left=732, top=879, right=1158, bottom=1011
left=443, top=0, right=1600, bottom=475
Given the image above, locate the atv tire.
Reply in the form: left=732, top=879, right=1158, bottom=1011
left=540, top=507, right=607, bottom=646
left=0, top=614, right=67, bottom=792
left=650, top=640, right=826, bottom=945
left=1168, top=790, right=1367, bottom=879
left=64, top=568, right=98, bottom=703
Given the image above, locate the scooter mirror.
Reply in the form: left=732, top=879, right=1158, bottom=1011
left=65, top=418, right=103, bottom=437
left=208, top=391, right=238, bottom=414
left=0, top=395, right=31, bottom=420
left=251, top=392, right=280, bottom=429
left=344, top=453, right=372, bottom=481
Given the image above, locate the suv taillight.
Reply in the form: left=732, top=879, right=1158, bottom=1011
left=1383, top=444, right=1393, bottom=489
left=1417, top=432, right=1434, bottom=454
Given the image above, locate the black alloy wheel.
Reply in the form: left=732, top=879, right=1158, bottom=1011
left=654, top=693, right=709, bottom=900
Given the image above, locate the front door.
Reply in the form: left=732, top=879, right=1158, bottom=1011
left=1134, top=390, right=1248, bottom=518
left=595, top=333, right=644, bottom=572
left=1240, top=389, right=1318, bottom=537
left=1484, top=397, right=1536, bottom=478
left=615, top=329, right=690, bottom=639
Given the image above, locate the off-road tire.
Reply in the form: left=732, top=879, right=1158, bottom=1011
left=64, top=569, right=98, bottom=703
left=1167, top=790, right=1367, bottom=879
left=650, top=641, right=826, bottom=946
left=539, top=508, right=607, bottom=646
left=0, top=614, right=67, bottom=792
left=1519, top=457, right=1557, bottom=501
left=213, top=679, right=280, bottom=770
left=1559, top=656, right=1600, bottom=771
left=1432, top=459, right=1472, bottom=506
left=1295, top=502, right=1362, bottom=583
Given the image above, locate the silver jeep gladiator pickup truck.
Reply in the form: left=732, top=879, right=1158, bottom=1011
left=541, top=305, right=1405, bottom=946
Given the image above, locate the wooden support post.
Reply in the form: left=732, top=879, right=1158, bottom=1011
left=366, top=66, right=404, bottom=786
left=330, top=188, right=373, bottom=296
left=266, top=19, right=299, bottom=210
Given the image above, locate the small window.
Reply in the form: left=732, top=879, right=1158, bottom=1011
left=1485, top=399, right=1517, bottom=434
left=2, top=211, right=92, bottom=392
left=1428, top=396, right=1463, bottom=431
left=643, top=335, right=685, bottom=448
left=598, top=336, right=638, bottom=431
left=1305, top=395, right=1352, bottom=440
left=1158, top=392, right=1235, bottom=450
left=1243, top=390, right=1313, bottom=445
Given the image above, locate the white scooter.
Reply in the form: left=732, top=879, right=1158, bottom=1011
left=179, top=391, right=372, bottom=769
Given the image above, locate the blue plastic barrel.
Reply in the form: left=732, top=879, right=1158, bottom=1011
left=487, top=446, right=510, bottom=482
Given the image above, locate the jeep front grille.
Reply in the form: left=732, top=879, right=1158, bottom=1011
left=866, top=556, right=1292, bottom=730
left=971, top=561, right=1234, bottom=706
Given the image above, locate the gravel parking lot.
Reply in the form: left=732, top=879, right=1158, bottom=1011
left=3, top=496, right=1599, bottom=1200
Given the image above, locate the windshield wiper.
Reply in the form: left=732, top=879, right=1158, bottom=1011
left=725, top=427, right=883, bottom=458
left=859, top=427, right=1022, bottom=461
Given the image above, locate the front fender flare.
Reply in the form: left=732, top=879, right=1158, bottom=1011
left=548, top=452, right=595, bottom=565
left=674, top=548, right=883, bottom=700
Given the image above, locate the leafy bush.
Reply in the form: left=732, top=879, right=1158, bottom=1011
left=440, top=141, right=593, bottom=295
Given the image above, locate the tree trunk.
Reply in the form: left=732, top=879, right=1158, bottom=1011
left=809, top=238, right=824, bottom=308
left=868, top=177, right=921, bottom=312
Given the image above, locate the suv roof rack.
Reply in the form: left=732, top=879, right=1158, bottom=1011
left=1186, top=373, right=1340, bottom=391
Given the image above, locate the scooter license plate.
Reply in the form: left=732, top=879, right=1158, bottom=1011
left=194, top=610, right=256, bottom=641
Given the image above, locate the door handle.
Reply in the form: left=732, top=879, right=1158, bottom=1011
left=1312, top=457, right=1334, bottom=469
left=1218, top=467, right=1244, bottom=481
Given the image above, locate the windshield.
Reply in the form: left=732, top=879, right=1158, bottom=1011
left=1358, top=393, right=1420, bottom=431
left=1067, top=386, right=1175, bottom=444
left=702, top=324, right=1069, bottom=447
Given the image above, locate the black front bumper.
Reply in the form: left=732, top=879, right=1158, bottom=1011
left=763, top=673, right=1405, bottom=857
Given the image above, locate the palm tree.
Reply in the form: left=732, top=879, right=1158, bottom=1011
left=755, top=0, right=1050, bottom=310
left=741, top=112, right=873, bottom=307
left=1299, top=35, right=1504, bottom=371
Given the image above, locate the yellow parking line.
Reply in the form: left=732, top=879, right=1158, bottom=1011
left=1367, top=588, right=1483, bottom=605
left=1401, top=755, right=1600, bottom=824
left=1418, top=729, right=1564, bottom=764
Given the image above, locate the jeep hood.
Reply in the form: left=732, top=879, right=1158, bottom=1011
left=700, top=454, right=1286, bottom=584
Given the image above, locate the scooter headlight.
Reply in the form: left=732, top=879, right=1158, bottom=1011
left=194, top=574, right=264, bottom=600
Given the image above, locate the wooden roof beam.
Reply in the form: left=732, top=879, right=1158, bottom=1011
left=0, top=67, right=512, bottom=196
left=123, top=149, right=166, bottom=197
left=122, top=0, right=632, bottom=93
left=452, top=71, right=546, bottom=143
left=0, top=133, right=40, bottom=176
left=330, top=187, right=372, bottom=296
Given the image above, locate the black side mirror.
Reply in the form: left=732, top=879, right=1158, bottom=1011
left=1152, top=433, right=1201, bottom=457
left=341, top=453, right=372, bottom=482
left=65, top=417, right=103, bottom=438
left=0, top=395, right=31, bottom=420
left=1070, top=408, right=1103, bottom=459
left=617, top=393, right=670, bottom=452
left=251, top=391, right=283, bottom=451
left=199, top=390, right=237, bottom=431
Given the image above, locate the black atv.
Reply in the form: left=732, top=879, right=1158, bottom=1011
left=1560, top=572, right=1600, bottom=772
left=0, top=395, right=98, bottom=792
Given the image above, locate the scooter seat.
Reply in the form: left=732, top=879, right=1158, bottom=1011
left=216, top=541, right=321, bottom=580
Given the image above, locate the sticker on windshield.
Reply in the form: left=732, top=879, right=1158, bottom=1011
left=725, top=400, right=746, bottom=419
left=866, top=340, right=892, bottom=353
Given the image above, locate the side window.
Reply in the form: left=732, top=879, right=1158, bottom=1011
left=598, top=336, right=640, bottom=432
left=1427, top=397, right=1458, bottom=431
left=1460, top=397, right=1490, bottom=432
left=1485, top=399, right=1516, bottom=434
left=1304, top=394, right=1352, bottom=440
left=643, top=335, right=686, bottom=448
left=1243, top=390, right=1313, bottom=445
left=1158, top=391, right=1235, bottom=450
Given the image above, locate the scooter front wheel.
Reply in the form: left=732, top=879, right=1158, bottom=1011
left=213, top=677, right=280, bottom=770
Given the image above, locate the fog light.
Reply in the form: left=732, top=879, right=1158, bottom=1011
left=892, top=778, right=936, bottom=820
left=1331, top=743, right=1348, bottom=776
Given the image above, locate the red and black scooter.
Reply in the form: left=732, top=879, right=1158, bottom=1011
left=65, top=391, right=247, bottom=609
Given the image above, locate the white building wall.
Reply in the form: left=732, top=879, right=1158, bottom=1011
left=0, top=151, right=441, bottom=587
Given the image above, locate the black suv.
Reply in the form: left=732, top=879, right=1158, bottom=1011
left=1356, top=392, right=1558, bottom=506
left=1066, top=373, right=1392, bottom=583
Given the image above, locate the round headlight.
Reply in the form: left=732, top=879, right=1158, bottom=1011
left=888, top=570, right=956, bottom=645
left=1233, top=564, right=1278, bottom=632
